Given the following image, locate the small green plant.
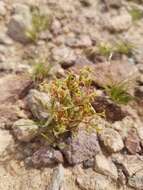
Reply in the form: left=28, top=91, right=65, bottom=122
left=98, top=42, right=113, bottom=57
left=114, top=41, right=134, bottom=56
left=85, top=41, right=135, bottom=61
left=39, top=67, right=97, bottom=142
left=84, top=43, right=113, bottom=61
left=32, top=58, right=52, bottom=83
left=129, top=7, right=143, bottom=21
left=26, top=7, right=51, bottom=42
left=105, top=82, right=134, bottom=105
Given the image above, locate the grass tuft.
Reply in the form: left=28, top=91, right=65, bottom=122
left=32, top=58, right=52, bottom=83
left=26, top=7, right=51, bottom=42
left=114, top=41, right=135, bottom=56
left=129, top=7, right=143, bottom=21
left=97, top=42, right=113, bottom=57
left=105, top=82, right=134, bottom=105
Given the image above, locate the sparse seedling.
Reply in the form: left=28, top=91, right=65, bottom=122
left=98, top=42, right=113, bottom=57
left=129, top=7, right=143, bottom=21
left=114, top=41, right=134, bottom=56
left=39, top=67, right=97, bottom=142
left=85, top=41, right=134, bottom=61
left=32, top=58, right=52, bottom=83
left=105, top=82, right=134, bottom=105
left=26, top=7, right=51, bottom=42
left=84, top=43, right=113, bottom=61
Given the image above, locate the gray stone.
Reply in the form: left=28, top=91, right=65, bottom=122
left=7, top=5, right=32, bottom=43
left=27, top=89, right=51, bottom=121
left=112, top=116, right=137, bottom=139
left=83, top=158, right=94, bottom=168
left=49, top=164, right=64, bottom=190
left=52, top=46, right=76, bottom=67
left=12, top=3, right=31, bottom=16
left=31, top=147, right=64, bottom=167
left=12, top=119, right=39, bottom=142
left=48, top=63, right=65, bottom=77
left=99, top=128, right=124, bottom=153
left=66, top=35, right=92, bottom=48
left=103, top=10, right=132, bottom=32
left=61, top=125, right=100, bottom=165
left=94, top=154, right=118, bottom=180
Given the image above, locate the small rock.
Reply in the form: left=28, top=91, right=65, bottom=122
left=0, top=129, right=14, bottom=156
left=66, top=35, right=92, bottom=48
left=48, top=63, right=65, bottom=77
left=7, top=5, right=32, bottom=43
left=112, top=116, right=137, bottom=139
left=61, top=125, right=100, bottom=165
left=95, top=61, right=139, bottom=90
left=104, top=0, right=122, bottom=9
left=12, top=119, right=39, bottom=142
left=112, top=154, right=143, bottom=176
left=125, top=129, right=141, bottom=154
left=0, top=104, right=20, bottom=129
left=49, top=164, right=64, bottom=190
left=135, top=86, right=143, bottom=98
left=0, top=74, right=32, bottom=104
left=99, top=128, right=124, bottom=153
left=83, top=159, right=94, bottom=168
left=94, top=154, right=118, bottom=180
left=74, top=56, right=94, bottom=67
left=12, top=3, right=31, bottom=16
left=27, top=89, right=51, bottom=121
left=52, top=46, right=76, bottom=68
left=92, top=96, right=126, bottom=122
left=73, top=61, right=139, bottom=93
left=103, top=10, right=132, bottom=32
left=80, top=0, right=93, bottom=6
left=0, top=32, right=13, bottom=45
left=31, top=147, right=64, bottom=167
left=128, top=169, right=143, bottom=189
left=0, top=2, right=6, bottom=16
left=77, top=170, right=115, bottom=190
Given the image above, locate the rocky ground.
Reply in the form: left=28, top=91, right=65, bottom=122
left=0, top=0, right=143, bottom=189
